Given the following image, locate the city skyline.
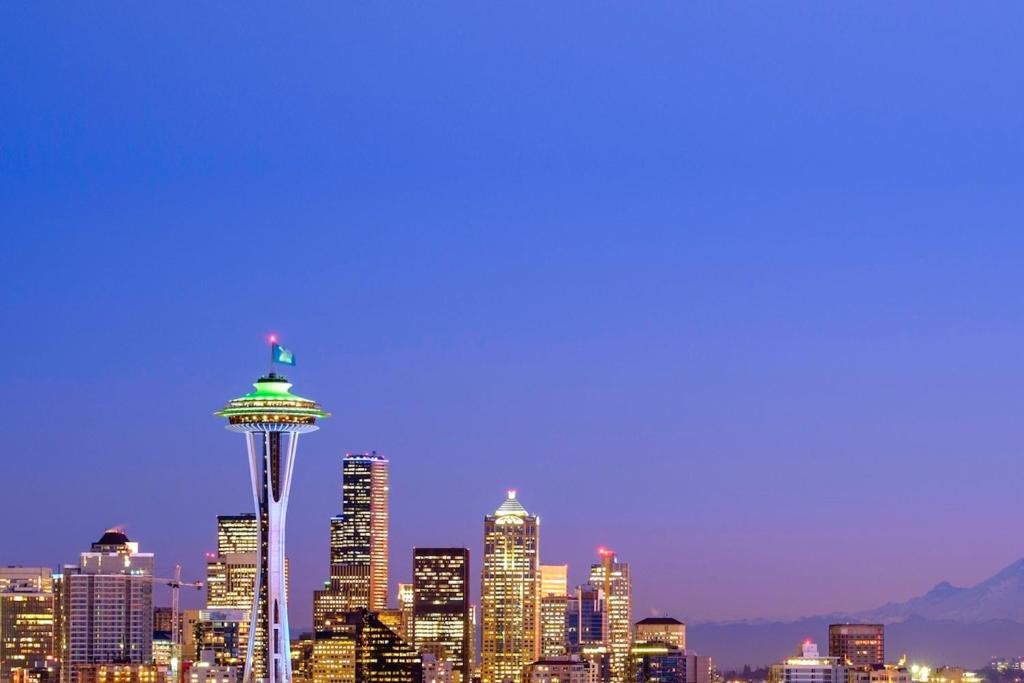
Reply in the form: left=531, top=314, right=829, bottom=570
left=5, top=0, right=1024, bottom=644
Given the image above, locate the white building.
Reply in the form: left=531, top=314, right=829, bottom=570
left=770, top=642, right=847, bottom=683
left=63, top=530, right=154, bottom=683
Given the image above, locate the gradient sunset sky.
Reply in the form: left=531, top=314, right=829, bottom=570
left=3, top=4, right=1024, bottom=628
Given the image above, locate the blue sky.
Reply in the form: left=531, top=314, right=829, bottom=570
left=2, top=3, right=1024, bottom=627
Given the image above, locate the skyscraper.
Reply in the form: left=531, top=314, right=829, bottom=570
left=539, top=567, right=567, bottom=601
left=330, top=454, right=389, bottom=613
left=206, top=515, right=259, bottom=612
left=412, top=549, right=471, bottom=683
left=588, top=551, right=631, bottom=683
left=538, top=567, right=569, bottom=659
left=480, top=491, right=539, bottom=683
left=207, top=514, right=289, bottom=674
left=313, top=453, right=389, bottom=683
left=216, top=371, right=329, bottom=683
left=828, top=625, right=884, bottom=668
left=63, top=530, right=154, bottom=683
left=0, top=568, right=54, bottom=683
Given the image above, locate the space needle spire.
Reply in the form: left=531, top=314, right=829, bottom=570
left=216, top=338, right=329, bottom=683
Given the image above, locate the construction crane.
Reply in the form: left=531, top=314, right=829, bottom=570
left=144, top=565, right=203, bottom=673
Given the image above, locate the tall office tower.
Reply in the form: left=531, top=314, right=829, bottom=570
left=768, top=642, right=846, bottom=683
left=63, top=530, right=154, bottom=683
left=412, top=549, right=471, bottom=683
left=575, top=586, right=604, bottom=648
left=480, top=491, right=540, bottom=683
left=218, top=515, right=260, bottom=554
left=563, top=595, right=579, bottom=655
left=216, top=371, right=329, bottom=683
left=634, top=618, right=685, bottom=651
left=539, top=596, right=569, bottom=658
left=588, top=551, right=631, bottom=683
left=207, top=514, right=290, bottom=673
left=538, top=566, right=569, bottom=658
left=539, top=567, right=567, bottom=601
left=828, top=625, right=884, bottom=667
left=0, top=568, right=54, bottom=683
left=330, top=454, right=389, bottom=613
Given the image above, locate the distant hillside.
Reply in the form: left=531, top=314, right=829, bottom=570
left=688, top=559, right=1024, bottom=670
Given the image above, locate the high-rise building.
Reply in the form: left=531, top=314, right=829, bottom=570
left=539, top=596, right=570, bottom=658
left=538, top=566, right=569, bottom=658
left=588, top=552, right=630, bottom=683
left=769, top=642, right=846, bottom=683
left=330, top=454, right=389, bottom=613
left=216, top=370, right=329, bottom=683
left=207, top=515, right=289, bottom=675
left=828, top=626, right=884, bottom=668
left=0, top=568, right=54, bottom=683
left=633, top=619, right=685, bottom=651
left=574, top=586, right=604, bottom=649
left=480, top=491, right=539, bottom=683
left=63, top=530, right=154, bottom=683
left=539, top=568, right=567, bottom=601
left=412, top=549, right=471, bottom=683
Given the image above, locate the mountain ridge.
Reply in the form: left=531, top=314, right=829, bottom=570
left=686, top=558, right=1024, bottom=669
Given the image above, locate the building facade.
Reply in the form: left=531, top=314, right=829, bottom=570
left=525, top=658, right=595, bottom=683
left=0, top=568, right=54, bottom=683
left=769, top=642, right=847, bottom=683
left=633, top=619, right=685, bottom=652
left=331, top=454, right=389, bottom=613
left=828, top=626, right=883, bottom=668
left=588, top=553, right=630, bottom=683
left=480, top=491, right=539, bottom=683
left=74, top=664, right=166, bottom=683
left=539, top=566, right=569, bottom=659
left=628, top=643, right=685, bottom=683
left=63, top=531, right=154, bottom=683
left=412, top=549, right=471, bottom=683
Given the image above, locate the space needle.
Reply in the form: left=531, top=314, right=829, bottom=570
left=216, top=338, right=329, bottom=683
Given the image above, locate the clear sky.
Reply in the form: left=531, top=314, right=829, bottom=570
left=2, top=4, right=1024, bottom=628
